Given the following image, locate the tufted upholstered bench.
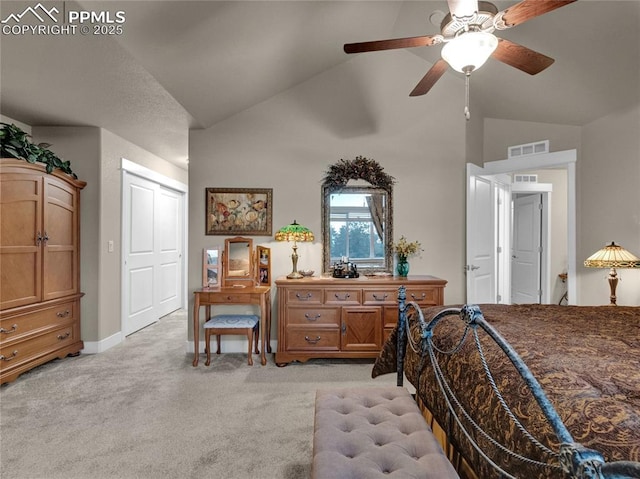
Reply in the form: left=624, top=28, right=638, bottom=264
left=312, top=386, right=460, bottom=479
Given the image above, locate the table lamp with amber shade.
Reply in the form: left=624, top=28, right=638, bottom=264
left=584, top=242, right=640, bottom=305
left=275, top=220, right=314, bottom=279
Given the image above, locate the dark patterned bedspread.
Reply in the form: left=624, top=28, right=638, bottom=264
left=372, top=304, right=640, bottom=479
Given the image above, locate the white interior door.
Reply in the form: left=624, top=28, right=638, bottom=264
left=123, top=174, right=158, bottom=335
left=157, top=186, right=183, bottom=318
left=466, top=164, right=511, bottom=304
left=466, top=167, right=496, bottom=303
left=511, top=194, right=542, bottom=304
left=122, top=172, right=185, bottom=336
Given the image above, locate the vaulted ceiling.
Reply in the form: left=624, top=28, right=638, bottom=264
left=1, top=1, right=638, bottom=167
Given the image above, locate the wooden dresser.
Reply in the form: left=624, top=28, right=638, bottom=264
left=275, top=275, right=446, bottom=366
left=1, top=159, right=85, bottom=384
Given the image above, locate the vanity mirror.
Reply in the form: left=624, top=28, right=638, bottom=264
left=321, top=157, right=394, bottom=275
left=202, top=247, right=220, bottom=288
left=222, top=236, right=254, bottom=287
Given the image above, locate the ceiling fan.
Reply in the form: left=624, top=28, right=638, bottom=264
left=344, top=0, right=577, bottom=119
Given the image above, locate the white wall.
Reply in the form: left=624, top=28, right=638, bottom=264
left=189, top=52, right=470, bottom=342
left=32, top=126, right=187, bottom=347
left=580, top=103, right=640, bottom=305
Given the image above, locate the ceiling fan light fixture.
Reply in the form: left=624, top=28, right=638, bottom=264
left=441, top=31, right=498, bottom=73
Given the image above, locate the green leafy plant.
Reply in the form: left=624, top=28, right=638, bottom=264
left=322, top=156, right=395, bottom=192
left=0, top=122, right=77, bottom=178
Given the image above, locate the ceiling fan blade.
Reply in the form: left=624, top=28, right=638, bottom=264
left=447, top=0, right=478, bottom=19
left=344, top=35, right=442, bottom=54
left=410, top=59, right=449, bottom=96
left=498, top=0, right=577, bottom=28
left=492, top=38, right=554, bottom=75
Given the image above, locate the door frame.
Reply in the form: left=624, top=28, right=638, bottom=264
left=474, top=149, right=576, bottom=304
left=121, top=158, right=188, bottom=336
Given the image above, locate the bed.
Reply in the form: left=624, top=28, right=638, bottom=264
left=372, top=286, right=640, bottom=479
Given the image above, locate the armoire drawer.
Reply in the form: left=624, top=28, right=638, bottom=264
left=0, top=324, right=77, bottom=372
left=1, top=301, right=77, bottom=345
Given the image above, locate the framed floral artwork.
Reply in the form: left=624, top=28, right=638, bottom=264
left=206, top=188, right=272, bottom=235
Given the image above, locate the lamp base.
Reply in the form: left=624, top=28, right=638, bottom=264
left=608, top=268, right=618, bottom=306
left=286, top=271, right=304, bottom=279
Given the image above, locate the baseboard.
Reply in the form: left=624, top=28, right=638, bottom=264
left=185, top=339, right=277, bottom=354
left=82, top=331, right=124, bottom=354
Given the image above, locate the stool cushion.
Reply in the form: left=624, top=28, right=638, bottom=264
left=312, top=387, right=459, bottom=479
left=204, top=314, right=259, bottom=329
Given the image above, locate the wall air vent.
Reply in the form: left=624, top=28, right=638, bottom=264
left=514, top=174, right=538, bottom=183
left=508, top=140, right=549, bottom=159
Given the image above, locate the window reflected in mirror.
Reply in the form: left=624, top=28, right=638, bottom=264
left=223, top=237, right=254, bottom=287
left=203, top=247, right=220, bottom=288
left=322, top=186, right=392, bottom=274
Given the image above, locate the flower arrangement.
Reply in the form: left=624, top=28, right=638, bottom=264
left=393, top=236, right=423, bottom=260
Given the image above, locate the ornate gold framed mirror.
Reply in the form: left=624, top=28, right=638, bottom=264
left=321, top=157, right=394, bottom=275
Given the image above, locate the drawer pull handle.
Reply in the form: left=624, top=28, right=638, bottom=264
left=411, top=293, right=427, bottom=301
left=57, top=332, right=71, bottom=340
left=372, top=293, right=388, bottom=301
left=56, top=310, right=71, bottom=318
left=304, top=313, right=321, bottom=322
left=304, top=336, right=321, bottom=344
left=0, top=324, right=18, bottom=334
left=295, top=293, right=313, bottom=301
left=0, top=350, right=18, bottom=361
left=334, top=293, right=350, bottom=301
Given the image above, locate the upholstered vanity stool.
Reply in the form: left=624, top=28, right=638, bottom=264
left=204, top=314, right=259, bottom=366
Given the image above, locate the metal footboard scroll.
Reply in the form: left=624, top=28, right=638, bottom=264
left=395, top=286, right=640, bottom=479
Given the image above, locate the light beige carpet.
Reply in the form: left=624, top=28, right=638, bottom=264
left=0, top=310, right=396, bottom=479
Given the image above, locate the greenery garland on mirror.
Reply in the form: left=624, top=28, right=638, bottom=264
left=0, top=122, right=77, bottom=178
left=322, top=156, right=394, bottom=192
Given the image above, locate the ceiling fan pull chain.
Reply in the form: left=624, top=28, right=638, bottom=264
left=464, top=72, right=471, bottom=121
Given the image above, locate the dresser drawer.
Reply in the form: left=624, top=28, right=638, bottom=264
left=286, top=307, right=340, bottom=326
left=324, top=289, right=361, bottom=305
left=1, top=301, right=76, bottom=345
left=285, top=328, right=340, bottom=351
left=0, top=324, right=77, bottom=372
left=285, top=289, right=323, bottom=304
left=363, top=289, right=396, bottom=305
left=406, top=287, right=441, bottom=306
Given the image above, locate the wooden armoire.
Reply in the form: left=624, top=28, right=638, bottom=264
left=0, top=158, right=85, bottom=384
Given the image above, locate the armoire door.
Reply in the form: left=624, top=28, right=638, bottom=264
left=42, top=176, right=79, bottom=302
left=0, top=173, right=43, bottom=310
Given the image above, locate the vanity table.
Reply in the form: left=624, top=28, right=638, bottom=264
left=275, top=275, right=446, bottom=366
left=192, top=286, right=271, bottom=366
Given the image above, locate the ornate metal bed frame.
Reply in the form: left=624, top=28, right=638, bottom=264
left=395, top=286, right=640, bottom=479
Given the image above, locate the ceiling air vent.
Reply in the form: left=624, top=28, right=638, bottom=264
left=508, top=140, right=549, bottom=159
left=514, top=174, right=538, bottom=183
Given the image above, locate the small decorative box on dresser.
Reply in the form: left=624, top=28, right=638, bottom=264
left=275, top=275, right=446, bottom=366
left=1, top=159, right=86, bottom=385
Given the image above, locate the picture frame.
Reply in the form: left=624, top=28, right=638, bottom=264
left=202, top=247, right=221, bottom=289
left=206, top=188, right=272, bottom=236
left=256, top=245, right=271, bottom=285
